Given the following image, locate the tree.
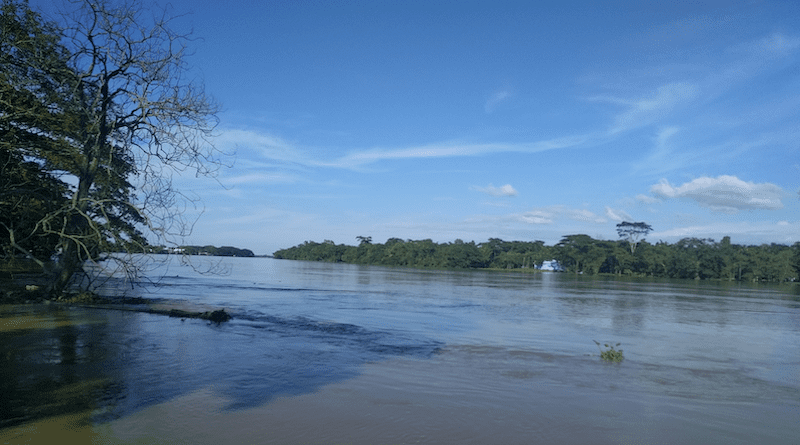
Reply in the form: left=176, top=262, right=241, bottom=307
left=616, top=221, right=652, bottom=255
left=1, top=0, right=85, bottom=274
left=554, top=234, right=596, bottom=274
left=0, top=148, right=68, bottom=264
left=1, top=0, right=222, bottom=295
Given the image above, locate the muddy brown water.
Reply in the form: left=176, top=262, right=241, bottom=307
left=1, top=256, right=799, bottom=444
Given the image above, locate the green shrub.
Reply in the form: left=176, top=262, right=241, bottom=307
left=593, top=340, right=624, bottom=362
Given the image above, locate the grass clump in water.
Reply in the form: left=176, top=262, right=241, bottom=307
left=593, top=340, right=624, bottom=362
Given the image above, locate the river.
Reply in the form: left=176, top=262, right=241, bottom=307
left=1, top=256, right=799, bottom=444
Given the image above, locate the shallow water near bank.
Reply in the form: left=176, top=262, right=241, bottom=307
left=2, top=256, right=799, bottom=443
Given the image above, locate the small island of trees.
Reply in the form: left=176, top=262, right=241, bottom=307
left=274, top=235, right=800, bottom=283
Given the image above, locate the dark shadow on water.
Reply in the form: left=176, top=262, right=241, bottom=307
left=0, top=304, right=442, bottom=428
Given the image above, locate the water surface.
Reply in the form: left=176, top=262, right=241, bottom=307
left=1, top=257, right=798, bottom=443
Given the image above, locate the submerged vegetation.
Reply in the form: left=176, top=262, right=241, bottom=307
left=594, top=341, right=624, bottom=363
left=274, top=235, right=800, bottom=283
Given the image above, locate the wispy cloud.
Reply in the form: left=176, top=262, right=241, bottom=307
left=207, top=203, right=337, bottom=234
left=480, top=205, right=608, bottom=226
left=731, top=32, right=800, bottom=55
left=216, top=127, right=592, bottom=170
left=631, top=126, right=687, bottom=175
left=636, top=194, right=660, bottom=204
left=222, top=172, right=302, bottom=186
left=326, top=135, right=590, bottom=169
left=590, top=82, right=700, bottom=134
left=604, top=206, right=632, bottom=222
left=650, top=175, right=785, bottom=212
left=471, top=184, right=518, bottom=197
left=653, top=220, right=800, bottom=244
left=485, top=89, right=512, bottom=113
left=215, top=128, right=311, bottom=166
left=695, top=32, right=800, bottom=105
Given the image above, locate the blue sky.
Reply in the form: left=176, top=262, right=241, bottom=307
left=37, top=1, right=800, bottom=255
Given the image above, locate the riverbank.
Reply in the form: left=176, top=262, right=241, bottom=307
left=0, top=273, right=232, bottom=322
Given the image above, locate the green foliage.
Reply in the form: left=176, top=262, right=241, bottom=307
left=179, top=245, right=254, bottom=257
left=594, top=340, right=624, bottom=362
left=0, top=148, right=68, bottom=262
left=0, top=0, right=74, bottom=265
left=274, top=238, right=545, bottom=270
left=274, top=235, right=800, bottom=283
left=616, top=221, right=653, bottom=254
left=1, top=0, right=150, bottom=291
left=1, top=0, right=222, bottom=295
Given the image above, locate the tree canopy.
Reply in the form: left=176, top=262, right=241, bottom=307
left=616, top=221, right=653, bottom=254
left=274, top=235, right=800, bottom=283
left=1, top=0, right=223, bottom=294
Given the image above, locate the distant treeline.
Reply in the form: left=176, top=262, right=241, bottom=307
left=148, top=245, right=255, bottom=257
left=273, top=236, right=800, bottom=283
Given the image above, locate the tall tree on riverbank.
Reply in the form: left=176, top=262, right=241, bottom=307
left=0, top=0, right=223, bottom=294
left=616, top=221, right=652, bottom=254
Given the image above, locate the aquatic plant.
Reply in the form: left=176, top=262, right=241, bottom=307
left=593, top=340, right=624, bottom=362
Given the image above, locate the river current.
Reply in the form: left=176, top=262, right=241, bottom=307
left=1, top=256, right=799, bottom=444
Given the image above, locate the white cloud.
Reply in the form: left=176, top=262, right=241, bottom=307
left=759, top=33, right=800, bottom=53
left=485, top=90, right=512, bottom=113
left=518, top=211, right=553, bottom=224
left=216, top=129, right=297, bottom=159
left=604, top=206, right=632, bottom=222
left=501, top=206, right=607, bottom=225
left=650, top=175, right=784, bottom=212
left=655, top=126, right=679, bottom=147
left=732, top=33, right=800, bottom=55
left=636, top=194, right=660, bottom=204
left=569, top=208, right=607, bottom=223
left=222, top=172, right=301, bottom=186
left=631, top=126, right=691, bottom=175
left=653, top=220, right=800, bottom=245
left=611, top=82, right=700, bottom=134
left=454, top=208, right=599, bottom=247
left=472, top=184, right=518, bottom=197
left=481, top=201, right=512, bottom=208
left=214, top=127, right=595, bottom=171
left=326, top=135, right=590, bottom=168
left=589, top=82, right=700, bottom=135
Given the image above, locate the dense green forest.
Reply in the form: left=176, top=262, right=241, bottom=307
left=274, top=236, right=800, bottom=283
left=153, top=245, right=255, bottom=257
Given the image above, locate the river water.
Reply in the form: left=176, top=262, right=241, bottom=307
left=1, top=256, right=799, bottom=444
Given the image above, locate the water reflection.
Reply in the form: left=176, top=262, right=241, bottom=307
left=0, top=306, right=117, bottom=428
left=611, top=293, right=647, bottom=331
left=0, top=303, right=441, bottom=430
left=2, top=258, right=799, bottom=443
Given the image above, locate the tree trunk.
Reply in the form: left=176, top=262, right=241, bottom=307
left=51, top=163, right=94, bottom=295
